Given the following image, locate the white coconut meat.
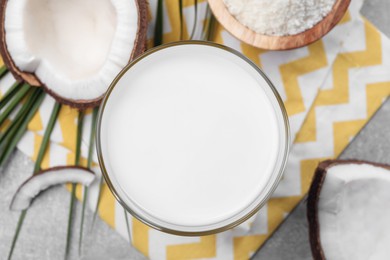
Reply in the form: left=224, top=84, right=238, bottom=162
left=4, top=0, right=138, bottom=101
left=11, top=166, right=95, bottom=211
left=318, top=163, right=390, bottom=260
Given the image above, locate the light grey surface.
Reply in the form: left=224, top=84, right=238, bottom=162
left=361, top=0, right=390, bottom=37
left=252, top=98, right=390, bottom=260
left=0, top=1, right=388, bottom=260
left=0, top=151, right=146, bottom=260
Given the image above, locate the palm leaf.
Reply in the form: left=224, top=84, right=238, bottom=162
left=79, top=107, right=98, bottom=254
left=90, top=108, right=103, bottom=229
left=91, top=177, right=104, bottom=229
left=0, top=66, right=8, bottom=78
left=202, top=4, right=216, bottom=41
left=87, top=108, right=98, bottom=169
left=0, top=83, right=31, bottom=126
left=33, top=102, right=61, bottom=173
left=65, top=111, right=84, bottom=259
left=178, top=0, right=184, bottom=40
left=0, top=89, right=45, bottom=165
left=154, top=0, right=164, bottom=46
left=0, top=82, right=23, bottom=110
left=7, top=210, right=27, bottom=260
left=0, top=88, right=37, bottom=146
left=189, top=0, right=198, bottom=39
left=7, top=101, right=61, bottom=260
left=124, top=208, right=132, bottom=243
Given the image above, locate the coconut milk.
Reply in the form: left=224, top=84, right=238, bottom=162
left=97, top=42, right=289, bottom=234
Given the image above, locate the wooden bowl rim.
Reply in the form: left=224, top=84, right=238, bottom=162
left=208, top=0, right=351, bottom=50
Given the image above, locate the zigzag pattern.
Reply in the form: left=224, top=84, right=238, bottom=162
left=233, top=235, right=265, bottom=260
left=5, top=0, right=389, bottom=259
left=317, top=20, right=382, bottom=106
left=233, top=196, right=301, bottom=260
left=166, top=236, right=216, bottom=259
left=133, top=218, right=150, bottom=256
left=280, top=41, right=328, bottom=116
left=366, top=82, right=390, bottom=114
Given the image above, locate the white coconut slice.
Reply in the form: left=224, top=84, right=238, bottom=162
left=0, top=0, right=148, bottom=108
left=307, top=160, right=390, bottom=260
left=10, top=166, right=95, bottom=211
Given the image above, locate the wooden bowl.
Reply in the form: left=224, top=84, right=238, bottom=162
left=208, top=0, right=351, bottom=50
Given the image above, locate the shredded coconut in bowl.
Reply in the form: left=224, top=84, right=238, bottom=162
left=223, top=0, right=337, bottom=36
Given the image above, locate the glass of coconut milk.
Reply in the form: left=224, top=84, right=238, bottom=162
left=96, top=41, right=290, bottom=235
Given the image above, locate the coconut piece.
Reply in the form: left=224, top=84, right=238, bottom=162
left=0, top=0, right=148, bottom=109
left=10, top=166, right=95, bottom=211
left=307, top=160, right=390, bottom=260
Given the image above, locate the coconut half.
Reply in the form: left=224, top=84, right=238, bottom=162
left=10, top=166, right=95, bottom=211
left=307, top=160, right=390, bottom=260
left=0, top=0, right=147, bottom=108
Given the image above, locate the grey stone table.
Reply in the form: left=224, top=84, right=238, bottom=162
left=0, top=1, right=389, bottom=259
left=252, top=98, right=390, bottom=260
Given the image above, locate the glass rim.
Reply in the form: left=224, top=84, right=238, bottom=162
left=96, top=40, right=291, bottom=236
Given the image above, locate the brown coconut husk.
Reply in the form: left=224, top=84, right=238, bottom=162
left=307, top=159, right=390, bottom=260
left=0, top=0, right=149, bottom=109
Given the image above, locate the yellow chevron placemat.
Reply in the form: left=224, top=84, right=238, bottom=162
left=0, top=0, right=389, bottom=259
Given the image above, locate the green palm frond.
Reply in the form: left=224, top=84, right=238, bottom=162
left=7, top=101, right=61, bottom=260
left=190, top=0, right=198, bottom=39
left=79, top=107, right=98, bottom=255
left=0, top=89, right=45, bottom=165
left=178, top=0, right=184, bottom=40
left=65, top=111, right=84, bottom=259
left=154, top=0, right=164, bottom=46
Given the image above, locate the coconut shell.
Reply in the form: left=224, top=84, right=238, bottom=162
left=307, top=159, right=390, bottom=260
left=0, top=0, right=149, bottom=109
left=10, top=165, right=95, bottom=211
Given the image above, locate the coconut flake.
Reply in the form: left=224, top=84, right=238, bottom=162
left=312, top=162, right=390, bottom=260
left=10, top=166, right=95, bottom=211
left=224, top=0, right=336, bottom=36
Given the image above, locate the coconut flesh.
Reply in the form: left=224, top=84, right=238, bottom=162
left=308, top=160, right=390, bottom=260
left=1, top=0, right=147, bottom=107
left=11, top=166, right=95, bottom=211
